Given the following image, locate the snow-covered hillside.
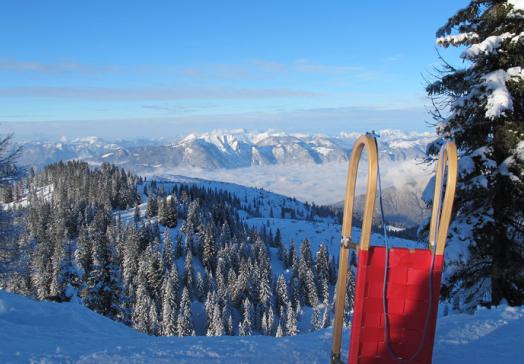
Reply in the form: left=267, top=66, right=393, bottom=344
left=1, top=289, right=523, bottom=363
left=142, top=176, right=423, bottom=257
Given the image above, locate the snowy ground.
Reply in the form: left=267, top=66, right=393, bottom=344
left=1, top=290, right=523, bottom=364
left=247, top=217, right=424, bottom=256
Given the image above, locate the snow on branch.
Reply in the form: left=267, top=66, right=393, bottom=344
left=461, top=33, right=514, bottom=60
left=507, top=0, right=524, bottom=17
left=483, top=70, right=513, bottom=119
left=436, top=32, right=479, bottom=47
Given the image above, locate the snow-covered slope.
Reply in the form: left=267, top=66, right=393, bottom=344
left=1, top=289, right=523, bottom=363
left=144, top=176, right=422, bottom=257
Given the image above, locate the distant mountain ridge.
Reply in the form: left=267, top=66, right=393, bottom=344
left=16, top=129, right=434, bottom=173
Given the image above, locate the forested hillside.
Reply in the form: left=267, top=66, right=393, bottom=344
left=0, top=161, right=348, bottom=337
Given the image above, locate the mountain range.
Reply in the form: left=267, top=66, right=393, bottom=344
left=16, top=129, right=434, bottom=172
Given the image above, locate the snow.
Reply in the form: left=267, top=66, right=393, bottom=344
left=246, top=217, right=423, bottom=260
left=1, top=184, right=54, bottom=210
left=508, top=0, right=524, bottom=11
left=508, top=66, right=524, bottom=80
left=1, top=290, right=523, bottom=363
left=458, top=156, right=475, bottom=177
left=436, top=32, right=479, bottom=46
left=461, top=33, right=514, bottom=59
left=386, top=225, right=405, bottom=232
left=517, top=141, right=524, bottom=160
left=483, top=69, right=513, bottom=119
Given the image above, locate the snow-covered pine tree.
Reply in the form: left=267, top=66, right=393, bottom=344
left=157, top=197, right=167, bottom=225
left=133, top=203, right=141, bottom=223
left=239, top=297, right=253, bottom=336
left=184, top=247, right=194, bottom=297
left=263, top=305, right=275, bottom=335
left=276, top=274, right=289, bottom=312
left=285, top=301, right=298, bottom=336
left=275, top=322, right=284, bottom=337
left=145, top=195, right=158, bottom=219
left=210, top=303, right=225, bottom=336
left=174, top=234, right=183, bottom=259
left=321, top=302, right=330, bottom=328
left=163, top=196, right=178, bottom=228
left=202, top=225, right=216, bottom=272
left=222, top=303, right=234, bottom=335
left=310, top=306, right=322, bottom=331
left=195, top=272, right=205, bottom=302
left=304, top=267, right=319, bottom=307
left=161, top=229, right=174, bottom=271
left=177, top=287, right=194, bottom=336
left=148, top=302, right=160, bottom=335
left=160, top=271, right=178, bottom=336
left=427, top=0, right=524, bottom=308
left=316, top=244, right=330, bottom=302
left=132, top=282, right=153, bottom=334
left=344, top=269, right=355, bottom=327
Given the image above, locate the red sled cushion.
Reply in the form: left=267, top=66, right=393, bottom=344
left=348, top=247, right=444, bottom=364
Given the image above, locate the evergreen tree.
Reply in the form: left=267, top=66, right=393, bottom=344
left=133, top=203, right=141, bottom=223
left=427, top=0, right=524, bottom=308
left=161, top=272, right=178, bottom=336
left=148, top=302, right=160, bottom=335
left=184, top=247, right=194, bottom=297
left=344, top=270, right=355, bottom=328
left=133, top=282, right=153, bottom=334
left=275, top=322, right=284, bottom=337
left=157, top=198, right=167, bottom=225
left=321, top=303, right=330, bottom=329
left=174, top=234, right=183, bottom=259
left=304, top=267, right=319, bottom=307
left=202, top=225, right=217, bottom=272
left=162, top=229, right=174, bottom=270
left=209, top=303, right=225, bottom=336
left=311, top=306, right=322, bottom=331
left=285, top=301, right=298, bottom=336
left=163, top=196, right=178, bottom=228
left=177, top=287, right=194, bottom=336
left=276, top=274, right=289, bottom=312
left=239, top=297, right=253, bottom=336
left=145, top=195, right=158, bottom=219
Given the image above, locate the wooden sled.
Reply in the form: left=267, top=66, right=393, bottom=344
left=331, top=135, right=458, bottom=364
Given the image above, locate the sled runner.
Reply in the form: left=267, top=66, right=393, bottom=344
left=331, top=134, right=458, bottom=364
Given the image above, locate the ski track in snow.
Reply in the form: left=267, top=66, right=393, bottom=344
left=0, top=290, right=523, bottom=363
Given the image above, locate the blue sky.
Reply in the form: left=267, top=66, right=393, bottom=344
left=0, top=1, right=468, bottom=139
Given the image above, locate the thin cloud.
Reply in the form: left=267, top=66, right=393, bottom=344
left=293, top=59, right=363, bottom=74
left=2, top=105, right=428, bottom=141
left=383, top=54, right=402, bottom=62
left=0, top=59, right=119, bottom=75
left=142, top=103, right=216, bottom=113
left=250, top=59, right=287, bottom=73
left=292, top=59, right=380, bottom=80
left=178, top=64, right=252, bottom=80
left=0, top=86, right=324, bottom=100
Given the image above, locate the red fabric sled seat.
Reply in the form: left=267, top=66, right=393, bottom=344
left=348, top=247, right=443, bottom=364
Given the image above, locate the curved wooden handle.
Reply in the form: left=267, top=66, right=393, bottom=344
left=332, top=134, right=379, bottom=361
left=428, top=141, right=458, bottom=256
left=341, top=134, right=379, bottom=250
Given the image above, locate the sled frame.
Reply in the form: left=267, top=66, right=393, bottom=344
left=331, top=138, right=457, bottom=364
left=331, top=135, right=378, bottom=363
